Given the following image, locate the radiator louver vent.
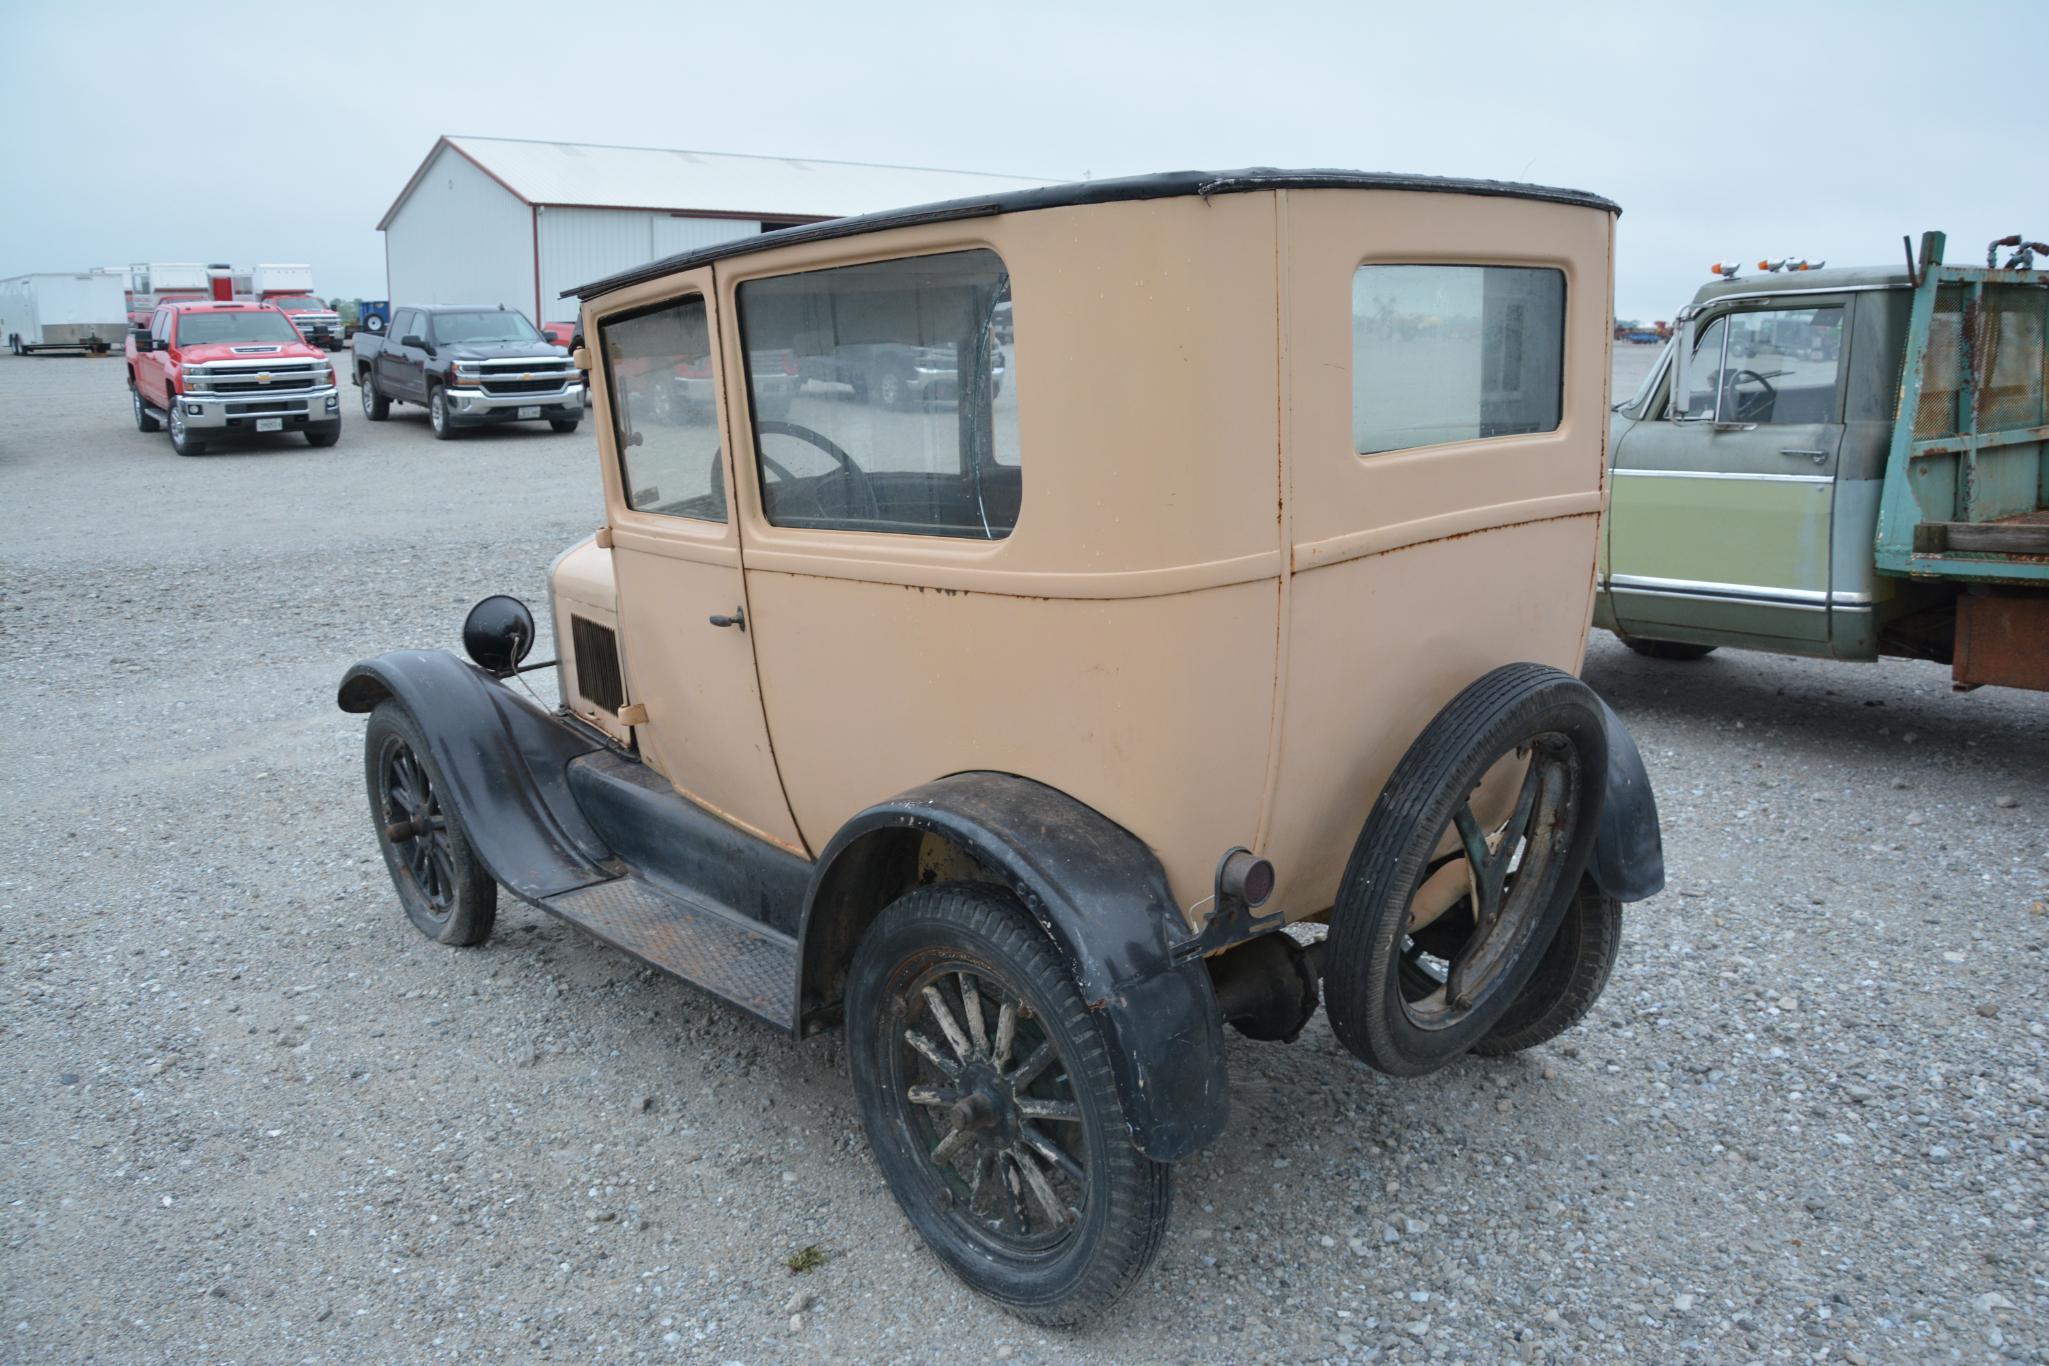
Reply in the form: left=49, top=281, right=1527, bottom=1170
left=571, top=615, right=625, bottom=714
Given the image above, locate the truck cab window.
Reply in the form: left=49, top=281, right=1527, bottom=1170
left=1720, top=307, right=1843, bottom=424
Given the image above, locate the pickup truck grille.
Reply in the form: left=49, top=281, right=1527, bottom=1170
left=480, top=377, right=568, bottom=396
left=186, top=361, right=330, bottom=395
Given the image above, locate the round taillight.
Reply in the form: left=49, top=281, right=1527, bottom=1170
left=1219, top=848, right=1276, bottom=909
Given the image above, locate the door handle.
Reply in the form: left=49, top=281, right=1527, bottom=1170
left=708, top=606, right=746, bottom=631
left=1780, top=448, right=1829, bottom=464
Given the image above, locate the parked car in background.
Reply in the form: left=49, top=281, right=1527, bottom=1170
left=352, top=304, right=582, bottom=438
left=538, top=320, right=578, bottom=349
left=1600, top=230, right=2049, bottom=692
left=266, top=294, right=344, bottom=350
left=799, top=338, right=1006, bottom=408
left=126, top=299, right=341, bottom=454
left=336, top=168, right=1660, bottom=1325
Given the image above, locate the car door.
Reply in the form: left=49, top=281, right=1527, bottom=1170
left=593, top=271, right=806, bottom=854
left=382, top=309, right=422, bottom=399
left=1607, top=299, right=1848, bottom=645
left=147, top=308, right=174, bottom=405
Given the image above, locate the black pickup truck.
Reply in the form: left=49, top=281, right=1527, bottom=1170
left=352, top=304, right=584, bottom=439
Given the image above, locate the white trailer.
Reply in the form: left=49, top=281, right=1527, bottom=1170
left=2, top=271, right=130, bottom=354
left=251, top=262, right=316, bottom=298
left=132, top=262, right=209, bottom=296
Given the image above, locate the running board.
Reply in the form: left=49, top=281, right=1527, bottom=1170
left=540, top=876, right=798, bottom=1031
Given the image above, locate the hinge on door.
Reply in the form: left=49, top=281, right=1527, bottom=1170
left=616, top=702, right=648, bottom=726
left=594, top=525, right=613, bottom=549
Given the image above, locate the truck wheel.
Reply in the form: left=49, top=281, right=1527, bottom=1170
left=549, top=417, right=581, bottom=434
left=361, top=375, right=390, bottom=421
left=429, top=387, right=458, bottom=440
left=364, top=700, right=496, bottom=947
left=131, top=386, right=161, bottom=433
left=1620, top=636, right=1716, bottom=662
left=846, top=882, right=1173, bottom=1326
left=167, top=404, right=206, bottom=456
left=305, top=430, right=339, bottom=448
left=1324, top=664, right=1608, bottom=1077
left=875, top=368, right=909, bottom=409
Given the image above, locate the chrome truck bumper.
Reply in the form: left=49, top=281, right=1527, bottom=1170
left=173, top=385, right=341, bottom=430
left=442, top=382, right=586, bottom=419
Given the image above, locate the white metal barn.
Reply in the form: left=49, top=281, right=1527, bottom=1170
left=378, top=136, right=1055, bottom=324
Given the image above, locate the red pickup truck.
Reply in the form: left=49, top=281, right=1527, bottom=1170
left=128, top=300, right=341, bottom=455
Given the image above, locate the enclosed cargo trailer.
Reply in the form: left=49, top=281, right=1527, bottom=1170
left=2, top=271, right=129, bottom=354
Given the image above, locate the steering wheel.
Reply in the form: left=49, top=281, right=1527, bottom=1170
left=755, top=419, right=879, bottom=521
left=1729, top=367, right=1780, bottom=422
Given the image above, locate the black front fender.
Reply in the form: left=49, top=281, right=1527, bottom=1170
left=1586, top=698, right=1665, bottom=903
left=338, top=650, right=613, bottom=899
left=800, top=773, right=1229, bottom=1162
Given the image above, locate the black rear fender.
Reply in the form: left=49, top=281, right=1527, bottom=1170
left=800, top=773, right=1229, bottom=1162
left=1587, top=698, right=1664, bottom=903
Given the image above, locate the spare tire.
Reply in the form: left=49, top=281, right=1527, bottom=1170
left=1324, top=663, right=1608, bottom=1077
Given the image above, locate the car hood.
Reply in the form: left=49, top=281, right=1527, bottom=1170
left=444, top=340, right=569, bottom=361
left=175, top=342, right=330, bottom=365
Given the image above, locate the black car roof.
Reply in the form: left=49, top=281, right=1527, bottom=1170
left=567, top=167, right=1621, bottom=301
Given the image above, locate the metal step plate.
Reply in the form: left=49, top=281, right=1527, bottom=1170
left=542, top=877, right=797, bottom=1031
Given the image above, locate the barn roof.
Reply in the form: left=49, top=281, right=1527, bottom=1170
left=377, top=135, right=1058, bottom=230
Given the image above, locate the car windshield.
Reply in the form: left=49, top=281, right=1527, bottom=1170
left=270, top=296, right=327, bottom=311
left=432, top=311, right=540, bottom=344
left=175, top=311, right=303, bottom=345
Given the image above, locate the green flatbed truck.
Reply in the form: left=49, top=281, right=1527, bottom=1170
left=1598, top=231, right=2049, bottom=691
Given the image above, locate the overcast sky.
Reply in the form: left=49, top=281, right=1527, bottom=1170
left=2, top=0, right=2035, bottom=320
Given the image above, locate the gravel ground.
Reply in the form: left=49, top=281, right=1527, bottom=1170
left=2, top=348, right=2045, bottom=1364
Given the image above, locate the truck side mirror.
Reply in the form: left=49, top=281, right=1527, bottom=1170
left=399, top=335, right=424, bottom=349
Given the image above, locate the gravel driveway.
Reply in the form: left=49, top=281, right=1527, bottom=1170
left=3, top=350, right=2044, bottom=1363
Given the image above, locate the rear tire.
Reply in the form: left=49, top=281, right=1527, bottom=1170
left=1469, top=878, right=1622, bottom=1056
left=364, top=701, right=496, bottom=947
left=847, top=883, right=1172, bottom=1326
left=1620, top=636, right=1716, bottom=661
left=1324, top=664, right=1609, bottom=1077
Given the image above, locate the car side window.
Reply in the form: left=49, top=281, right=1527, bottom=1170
left=602, top=294, right=726, bottom=523
left=1718, top=307, right=1843, bottom=424
left=152, top=310, right=170, bottom=343
left=1352, top=264, right=1565, bottom=453
left=735, top=249, right=1019, bottom=540
left=1679, top=316, right=1727, bottom=418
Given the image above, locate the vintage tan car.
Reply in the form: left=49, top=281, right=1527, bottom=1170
left=339, top=170, right=1663, bottom=1323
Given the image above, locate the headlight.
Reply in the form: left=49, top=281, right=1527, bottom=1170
left=182, top=370, right=209, bottom=391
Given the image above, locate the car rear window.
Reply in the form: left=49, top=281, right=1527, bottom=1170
left=735, top=249, right=1019, bottom=540
left=1352, top=265, right=1565, bottom=454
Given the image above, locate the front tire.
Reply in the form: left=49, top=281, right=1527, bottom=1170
left=548, top=417, right=580, bottom=433
left=1324, top=664, right=1609, bottom=1077
left=364, top=701, right=495, bottom=946
left=305, top=429, right=339, bottom=448
left=361, top=373, right=390, bottom=421
left=167, top=402, right=206, bottom=456
left=846, top=883, right=1172, bottom=1326
left=132, top=386, right=160, bottom=432
left=429, top=386, right=458, bottom=440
